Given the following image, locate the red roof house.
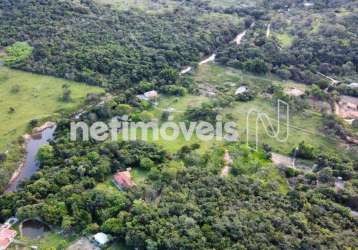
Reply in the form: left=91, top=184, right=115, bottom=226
left=113, top=170, right=135, bottom=190
left=0, top=228, right=17, bottom=250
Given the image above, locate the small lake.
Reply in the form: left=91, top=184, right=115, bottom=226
left=6, top=125, right=56, bottom=192
left=21, top=219, right=50, bottom=239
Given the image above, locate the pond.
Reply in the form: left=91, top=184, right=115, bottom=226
left=21, top=219, right=50, bottom=239
left=5, top=125, right=56, bottom=192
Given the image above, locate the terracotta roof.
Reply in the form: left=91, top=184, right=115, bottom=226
left=114, top=171, right=135, bottom=189
left=0, top=228, right=17, bottom=250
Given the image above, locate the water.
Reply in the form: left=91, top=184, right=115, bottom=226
left=5, top=125, right=56, bottom=192
left=21, top=219, right=50, bottom=239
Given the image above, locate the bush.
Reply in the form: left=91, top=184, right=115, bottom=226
left=61, top=84, right=71, bottom=102
left=140, top=157, right=156, bottom=170
left=160, top=85, right=187, bottom=96
left=292, top=141, right=315, bottom=160
left=243, top=59, right=269, bottom=74
left=352, top=119, right=358, bottom=129
left=10, top=84, right=20, bottom=93
left=285, top=167, right=300, bottom=178
left=5, top=41, right=33, bottom=66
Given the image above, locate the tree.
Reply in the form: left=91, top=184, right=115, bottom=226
left=140, top=157, right=156, bottom=170
left=8, top=107, right=15, bottom=114
left=101, top=217, right=126, bottom=236
left=61, top=84, right=71, bottom=102
left=243, top=59, right=269, bottom=74
left=115, top=104, right=132, bottom=116
left=37, top=145, right=54, bottom=164
left=292, top=141, right=315, bottom=160
left=10, top=84, right=20, bottom=93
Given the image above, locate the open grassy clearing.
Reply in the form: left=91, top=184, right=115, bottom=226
left=198, top=13, right=242, bottom=27
left=121, top=64, right=337, bottom=156
left=223, top=99, right=335, bottom=155
left=117, top=94, right=212, bottom=153
left=194, top=64, right=339, bottom=155
left=204, top=0, right=263, bottom=8
left=96, top=168, right=148, bottom=192
left=94, top=0, right=179, bottom=13
left=0, top=67, right=104, bottom=151
left=26, top=232, right=73, bottom=250
left=275, top=33, right=295, bottom=47
left=152, top=94, right=209, bottom=120
left=118, top=126, right=220, bottom=154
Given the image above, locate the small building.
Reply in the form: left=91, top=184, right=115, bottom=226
left=92, top=232, right=110, bottom=247
left=348, top=83, right=358, bottom=89
left=113, top=169, right=135, bottom=190
left=144, top=90, right=158, bottom=100
left=0, top=227, right=17, bottom=250
left=137, top=90, right=159, bottom=102
left=235, top=86, right=248, bottom=95
left=304, top=2, right=314, bottom=7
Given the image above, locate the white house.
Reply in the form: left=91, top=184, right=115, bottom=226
left=93, top=232, right=110, bottom=247
left=137, top=90, right=159, bottom=101
left=235, top=86, right=248, bottom=95
left=348, top=83, right=358, bottom=89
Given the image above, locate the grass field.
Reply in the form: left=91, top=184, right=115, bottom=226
left=118, top=64, right=337, bottom=155
left=275, top=33, right=295, bottom=47
left=0, top=67, right=104, bottom=151
left=194, top=64, right=339, bottom=155
left=118, top=94, right=213, bottom=153
left=95, top=0, right=179, bottom=13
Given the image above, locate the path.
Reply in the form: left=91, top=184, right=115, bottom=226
left=221, top=150, right=233, bottom=177
left=180, top=66, right=192, bottom=75
left=266, top=23, right=271, bottom=38
left=271, top=153, right=312, bottom=172
left=181, top=25, right=252, bottom=73
left=199, top=54, right=216, bottom=65
left=72, top=94, right=112, bottom=120
left=233, top=30, right=247, bottom=45
left=317, top=72, right=340, bottom=91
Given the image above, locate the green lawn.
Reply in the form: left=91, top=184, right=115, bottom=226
left=194, top=64, right=339, bottom=155
left=118, top=94, right=211, bottom=153
left=275, top=33, right=294, bottom=47
left=223, top=97, right=336, bottom=155
left=119, top=65, right=338, bottom=155
left=95, top=0, right=179, bottom=13
left=0, top=67, right=103, bottom=151
left=9, top=231, right=74, bottom=250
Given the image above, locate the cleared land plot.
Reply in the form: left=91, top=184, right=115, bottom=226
left=0, top=67, right=103, bottom=151
left=94, top=0, right=179, bottom=13
left=194, top=65, right=339, bottom=155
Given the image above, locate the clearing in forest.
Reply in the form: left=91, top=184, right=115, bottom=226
left=0, top=67, right=104, bottom=151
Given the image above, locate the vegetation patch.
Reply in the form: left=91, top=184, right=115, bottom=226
left=4, top=42, right=33, bottom=66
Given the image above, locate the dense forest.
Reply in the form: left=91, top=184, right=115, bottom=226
left=0, top=0, right=240, bottom=90
left=0, top=0, right=357, bottom=249
left=1, top=0, right=357, bottom=90
left=0, top=118, right=357, bottom=249
left=217, top=2, right=358, bottom=84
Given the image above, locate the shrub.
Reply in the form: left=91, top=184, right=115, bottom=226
left=5, top=41, right=33, bottom=65
left=10, top=84, right=20, bottom=93
left=292, top=141, right=315, bottom=160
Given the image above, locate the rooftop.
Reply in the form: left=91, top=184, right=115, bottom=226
left=93, top=232, right=109, bottom=246
left=144, top=90, right=158, bottom=99
left=0, top=228, right=17, bottom=250
left=235, top=86, right=248, bottom=95
left=114, top=170, right=135, bottom=189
